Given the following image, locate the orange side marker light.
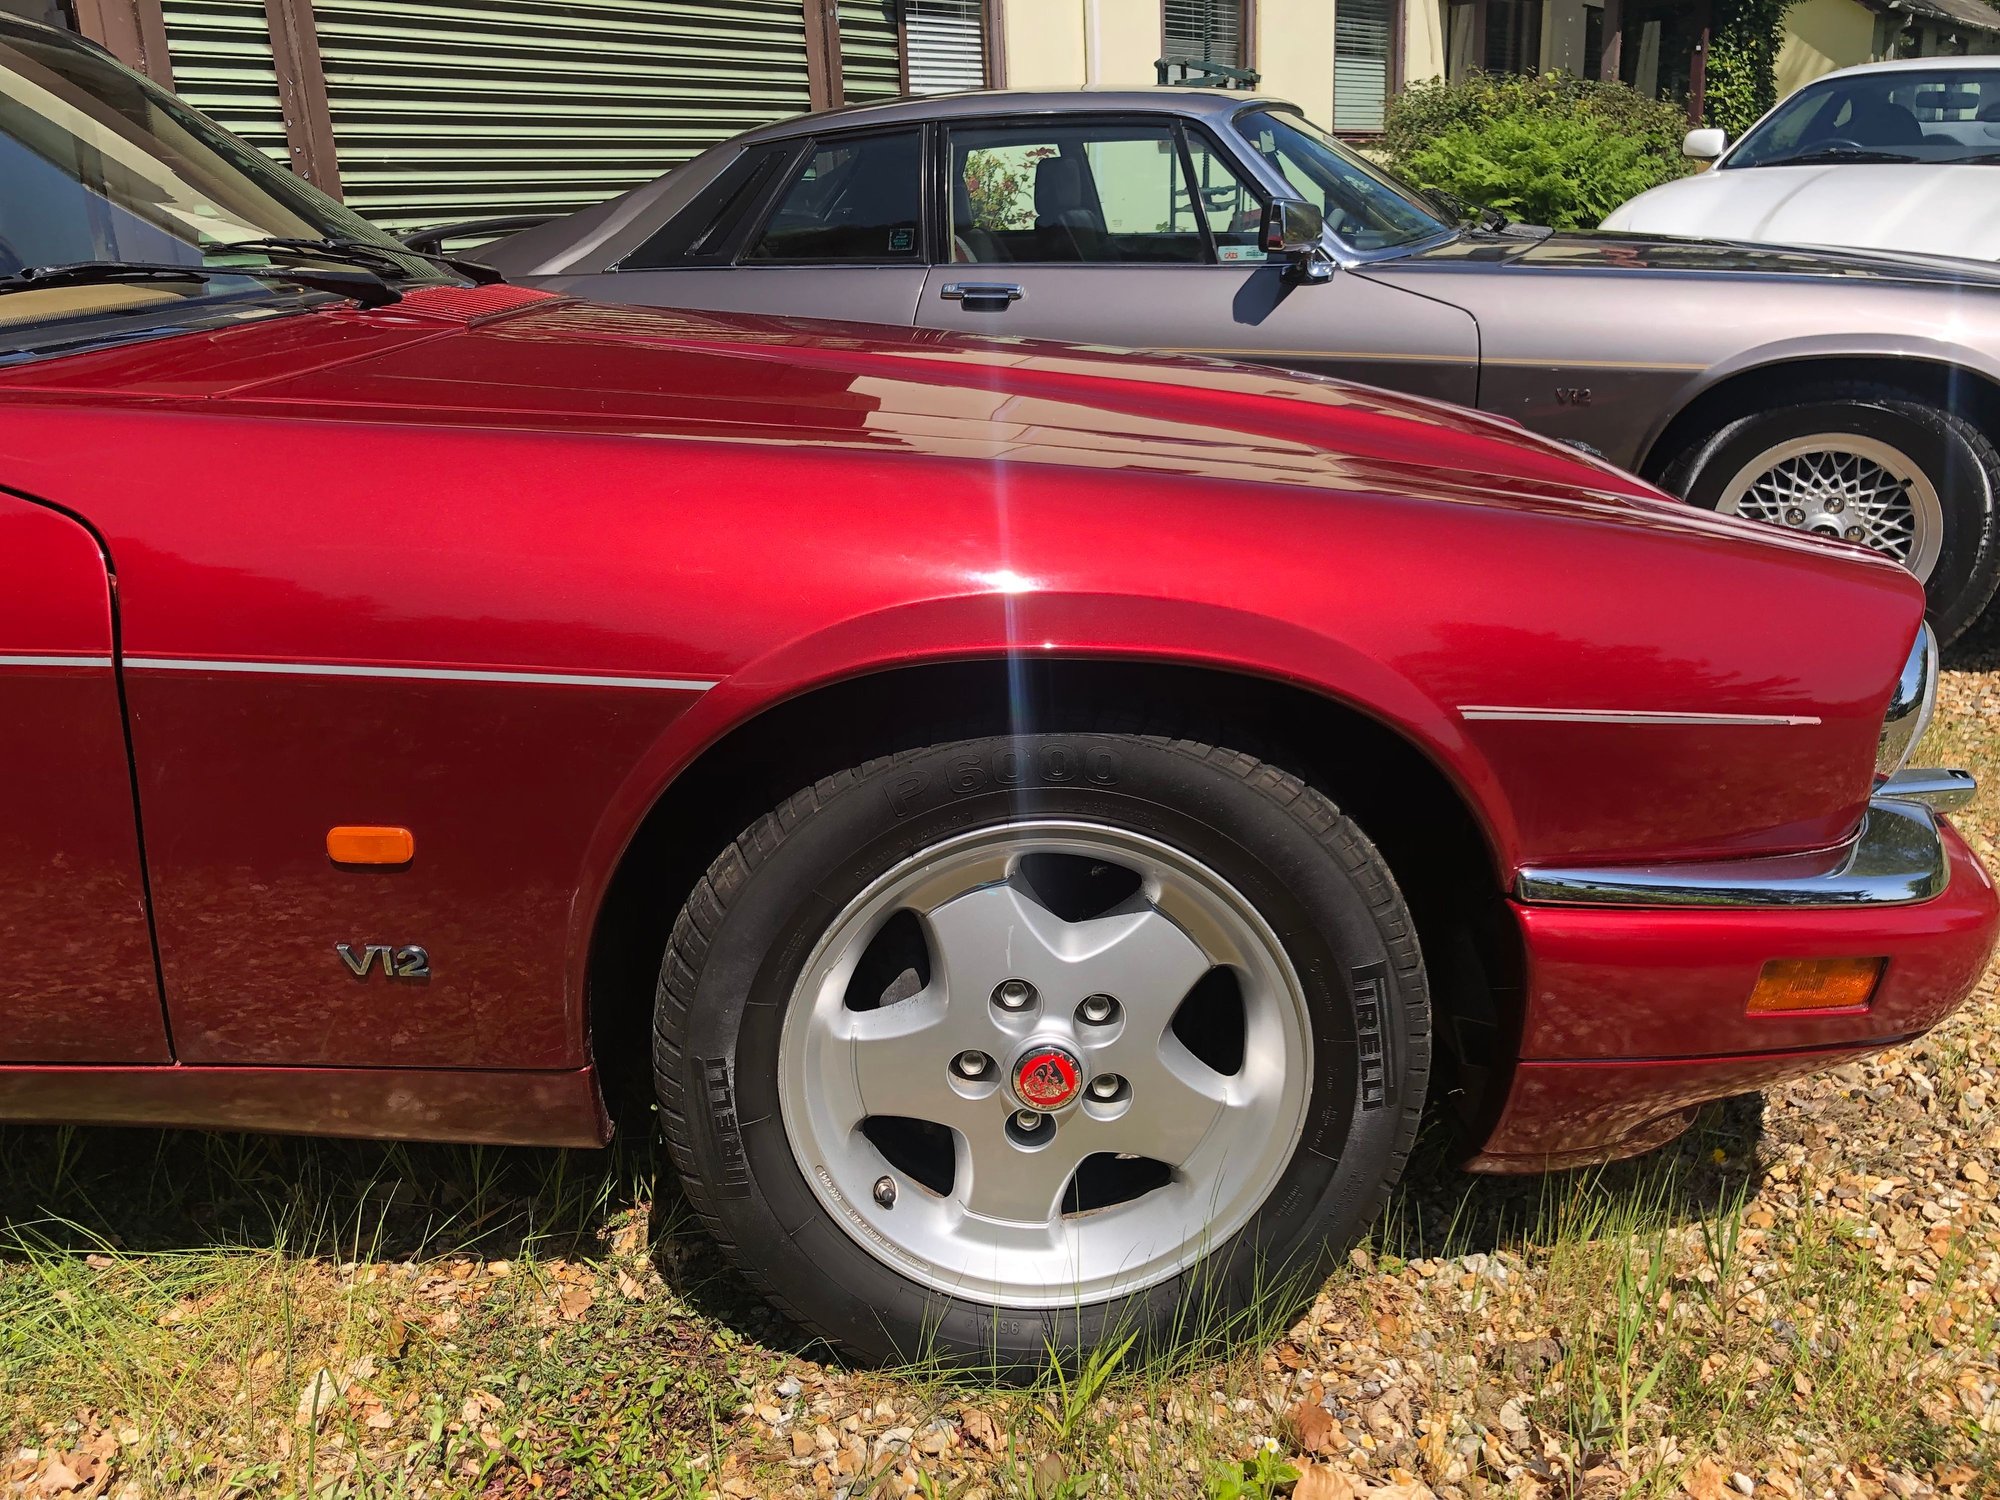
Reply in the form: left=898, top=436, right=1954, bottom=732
left=1747, top=956, right=1883, bottom=1015
left=327, top=826, right=415, bottom=866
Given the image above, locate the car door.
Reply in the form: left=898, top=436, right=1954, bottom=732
left=913, top=114, right=1477, bottom=405
left=0, top=493, right=169, bottom=1063
left=559, top=128, right=930, bottom=327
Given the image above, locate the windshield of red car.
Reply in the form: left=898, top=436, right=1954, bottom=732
left=0, top=19, right=448, bottom=345
left=1234, top=108, right=1452, bottom=252
left=1729, top=68, right=2000, bottom=168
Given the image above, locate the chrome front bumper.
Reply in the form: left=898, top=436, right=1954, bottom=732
left=1515, top=768, right=1976, bottom=910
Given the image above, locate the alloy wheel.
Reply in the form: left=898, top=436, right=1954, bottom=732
left=776, top=820, right=1314, bottom=1309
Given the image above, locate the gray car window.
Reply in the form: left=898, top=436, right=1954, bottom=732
left=1234, top=108, right=1450, bottom=251
left=946, top=120, right=1220, bottom=265
left=745, top=130, right=923, bottom=263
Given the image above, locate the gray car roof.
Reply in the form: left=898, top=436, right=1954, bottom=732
left=728, top=87, right=1296, bottom=143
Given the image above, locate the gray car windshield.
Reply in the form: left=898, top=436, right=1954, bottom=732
left=1234, top=108, right=1451, bottom=252
left=1729, top=68, right=2000, bottom=168
left=0, top=20, right=449, bottom=347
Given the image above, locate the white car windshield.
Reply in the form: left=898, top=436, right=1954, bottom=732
left=1233, top=107, right=1453, bottom=251
left=1729, top=67, right=2000, bottom=168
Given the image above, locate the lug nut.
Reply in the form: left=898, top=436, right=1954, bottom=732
left=1012, top=1109, right=1045, bottom=1131
left=993, top=979, right=1036, bottom=1011
left=1785, top=507, right=1807, bottom=526
left=954, top=1050, right=989, bottom=1078
left=1824, top=496, right=1845, bottom=513
left=873, top=1175, right=897, bottom=1208
left=1089, top=1075, right=1123, bottom=1100
left=1079, top=994, right=1118, bottom=1024
left=1846, top=526, right=1865, bottom=542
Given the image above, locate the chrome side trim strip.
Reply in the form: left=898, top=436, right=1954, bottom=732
left=122, top=657, right=717, bottom=692
left=1461, top=705, right=1822, bottom=727
left=1878, top=766, right=1977, bottom=812
left=1516, top=796, right=1949, bottom=909
left=0, top=653, right=114, bottom=669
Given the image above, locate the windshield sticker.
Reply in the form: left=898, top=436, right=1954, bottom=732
left=889, top=227, right=914, bottom=252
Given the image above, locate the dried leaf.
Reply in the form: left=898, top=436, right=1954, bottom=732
left=1286, top=1397, right=1337, bottom=1455
left=1294, top=1465, right=1360, bottom=1500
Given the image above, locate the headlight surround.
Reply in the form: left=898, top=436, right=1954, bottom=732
left=1877, top=622, right=1939, bottom=778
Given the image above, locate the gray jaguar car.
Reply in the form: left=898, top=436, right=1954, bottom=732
left=478, top=88, right=2000, bottom=642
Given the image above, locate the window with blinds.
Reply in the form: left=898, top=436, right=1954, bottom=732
left=1333, top=0, right=1395, bottom=133
left=905, top=0, right=984, bottom=93
left=839, top=0, right=902, bottom=103
left=1162, top=0, right=1244, bottom=70
left=160, top=0, right=291, bottom=166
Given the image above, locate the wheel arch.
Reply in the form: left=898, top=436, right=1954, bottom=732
left=581, top=655, right=1523, bottom=1135
left=1638, top=348, right=2000, bottom=485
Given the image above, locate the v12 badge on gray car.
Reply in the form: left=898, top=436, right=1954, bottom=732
left=481, top=88, right=2000, bottom=643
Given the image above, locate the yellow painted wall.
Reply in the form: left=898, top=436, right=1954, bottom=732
left=1404, top=0, right=1446, bottom=84
left=1257, top=0, right=1335, bottom=123
left=1776, top=0, right=1876, bottom=97
left=997, top=0, right=1159, bottom=87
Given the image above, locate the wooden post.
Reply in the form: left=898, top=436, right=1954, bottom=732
left=804, top=0, right=845, bottom=110
left=263, top=0, right=343, bottom=196
left=1600, top=0, right=1623, bottom=82
left=983, top=0, right=1007, bottom=86
left=1687, top=0, right=1711, bottom=125
left=71, top=0, right=171, bottom=84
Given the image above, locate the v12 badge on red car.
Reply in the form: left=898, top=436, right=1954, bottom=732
left=0, top=16, right=1993, bottom=1367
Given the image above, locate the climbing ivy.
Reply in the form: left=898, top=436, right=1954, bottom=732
left=1703, top=0, right=1795, bottom=138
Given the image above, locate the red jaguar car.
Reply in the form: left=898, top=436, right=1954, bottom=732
left=1, top=17, right=1992, bottom=1366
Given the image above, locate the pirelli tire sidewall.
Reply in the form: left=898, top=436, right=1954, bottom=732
left=654, top=731, right=1430, bottom=1366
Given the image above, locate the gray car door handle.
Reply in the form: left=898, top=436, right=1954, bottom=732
left=939, top=282, right=1023, bottom=305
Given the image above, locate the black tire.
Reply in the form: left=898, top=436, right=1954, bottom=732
left=1663, top=382, right=2000, bottom=646
left=653, top=730, right=1430, bottom=1368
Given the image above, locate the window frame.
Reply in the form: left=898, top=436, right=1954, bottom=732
left=737, top=125, right=930, bottom=267
left=930, top=111, right=1272, bottom=270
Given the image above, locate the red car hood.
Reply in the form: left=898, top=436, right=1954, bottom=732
left=0, top=285, right=1870, bottom=561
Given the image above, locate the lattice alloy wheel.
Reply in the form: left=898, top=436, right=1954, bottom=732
left=653, top=730, right=1431, bottom=1365
left=1716, top=434, right=1943, bottom=582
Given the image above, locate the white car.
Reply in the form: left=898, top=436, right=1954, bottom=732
left=1603, top=56, right=2000, bottom=261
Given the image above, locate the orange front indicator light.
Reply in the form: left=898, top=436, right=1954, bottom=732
left=1748, top=957, right=1884, bottom=1015
left=327, top=826, right=415, bottom=866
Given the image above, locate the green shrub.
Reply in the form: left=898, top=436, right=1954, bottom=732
left=1382, top=70, right=1693, bottom=230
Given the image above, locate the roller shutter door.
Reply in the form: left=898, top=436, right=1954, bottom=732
left=160, top=0, right=291, bottom=165
left=838, top=0, right=901, bottom=104
left=309, top=0, right=816, bottom=233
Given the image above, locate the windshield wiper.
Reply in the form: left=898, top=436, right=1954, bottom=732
left=0, top=258, right=401, bottom=307
left=220, top=235, right=505, bottom=284
left=1750, top=145, right=1919, bottom=168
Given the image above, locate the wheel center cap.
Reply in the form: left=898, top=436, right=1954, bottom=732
left=1012, top=1044, right=1083, bottom=1110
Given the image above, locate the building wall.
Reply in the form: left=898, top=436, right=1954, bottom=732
left=1257, top=0, right=1335, bottom=121
left=1000, top=0, right=1161, bottom=86
left=1405, top=0, right=1447, bottom=83
left=1775, top=0, right=1877, bottom=95
left=1541, top=0, right=1593, bottom=74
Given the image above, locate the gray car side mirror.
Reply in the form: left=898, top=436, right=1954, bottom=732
left=1263, top=197, right=1335, bottom=283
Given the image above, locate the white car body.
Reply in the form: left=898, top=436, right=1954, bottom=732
left=1603, top=56, right=2000, bottom=261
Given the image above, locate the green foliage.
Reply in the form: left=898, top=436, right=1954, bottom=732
left=1382, top=70, right=1692, bottom=230
left=1205, top=1448, right=1299, bottom=1500
left=1705, top=0, right=1793, bottom=138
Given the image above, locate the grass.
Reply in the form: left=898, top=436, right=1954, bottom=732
left=1, top=631, right=1995, bottom=1497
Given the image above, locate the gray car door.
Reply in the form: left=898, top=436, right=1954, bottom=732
left=556, top=127, right=930, bottom=327
left=912, top=115, right=1477, bottom=405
